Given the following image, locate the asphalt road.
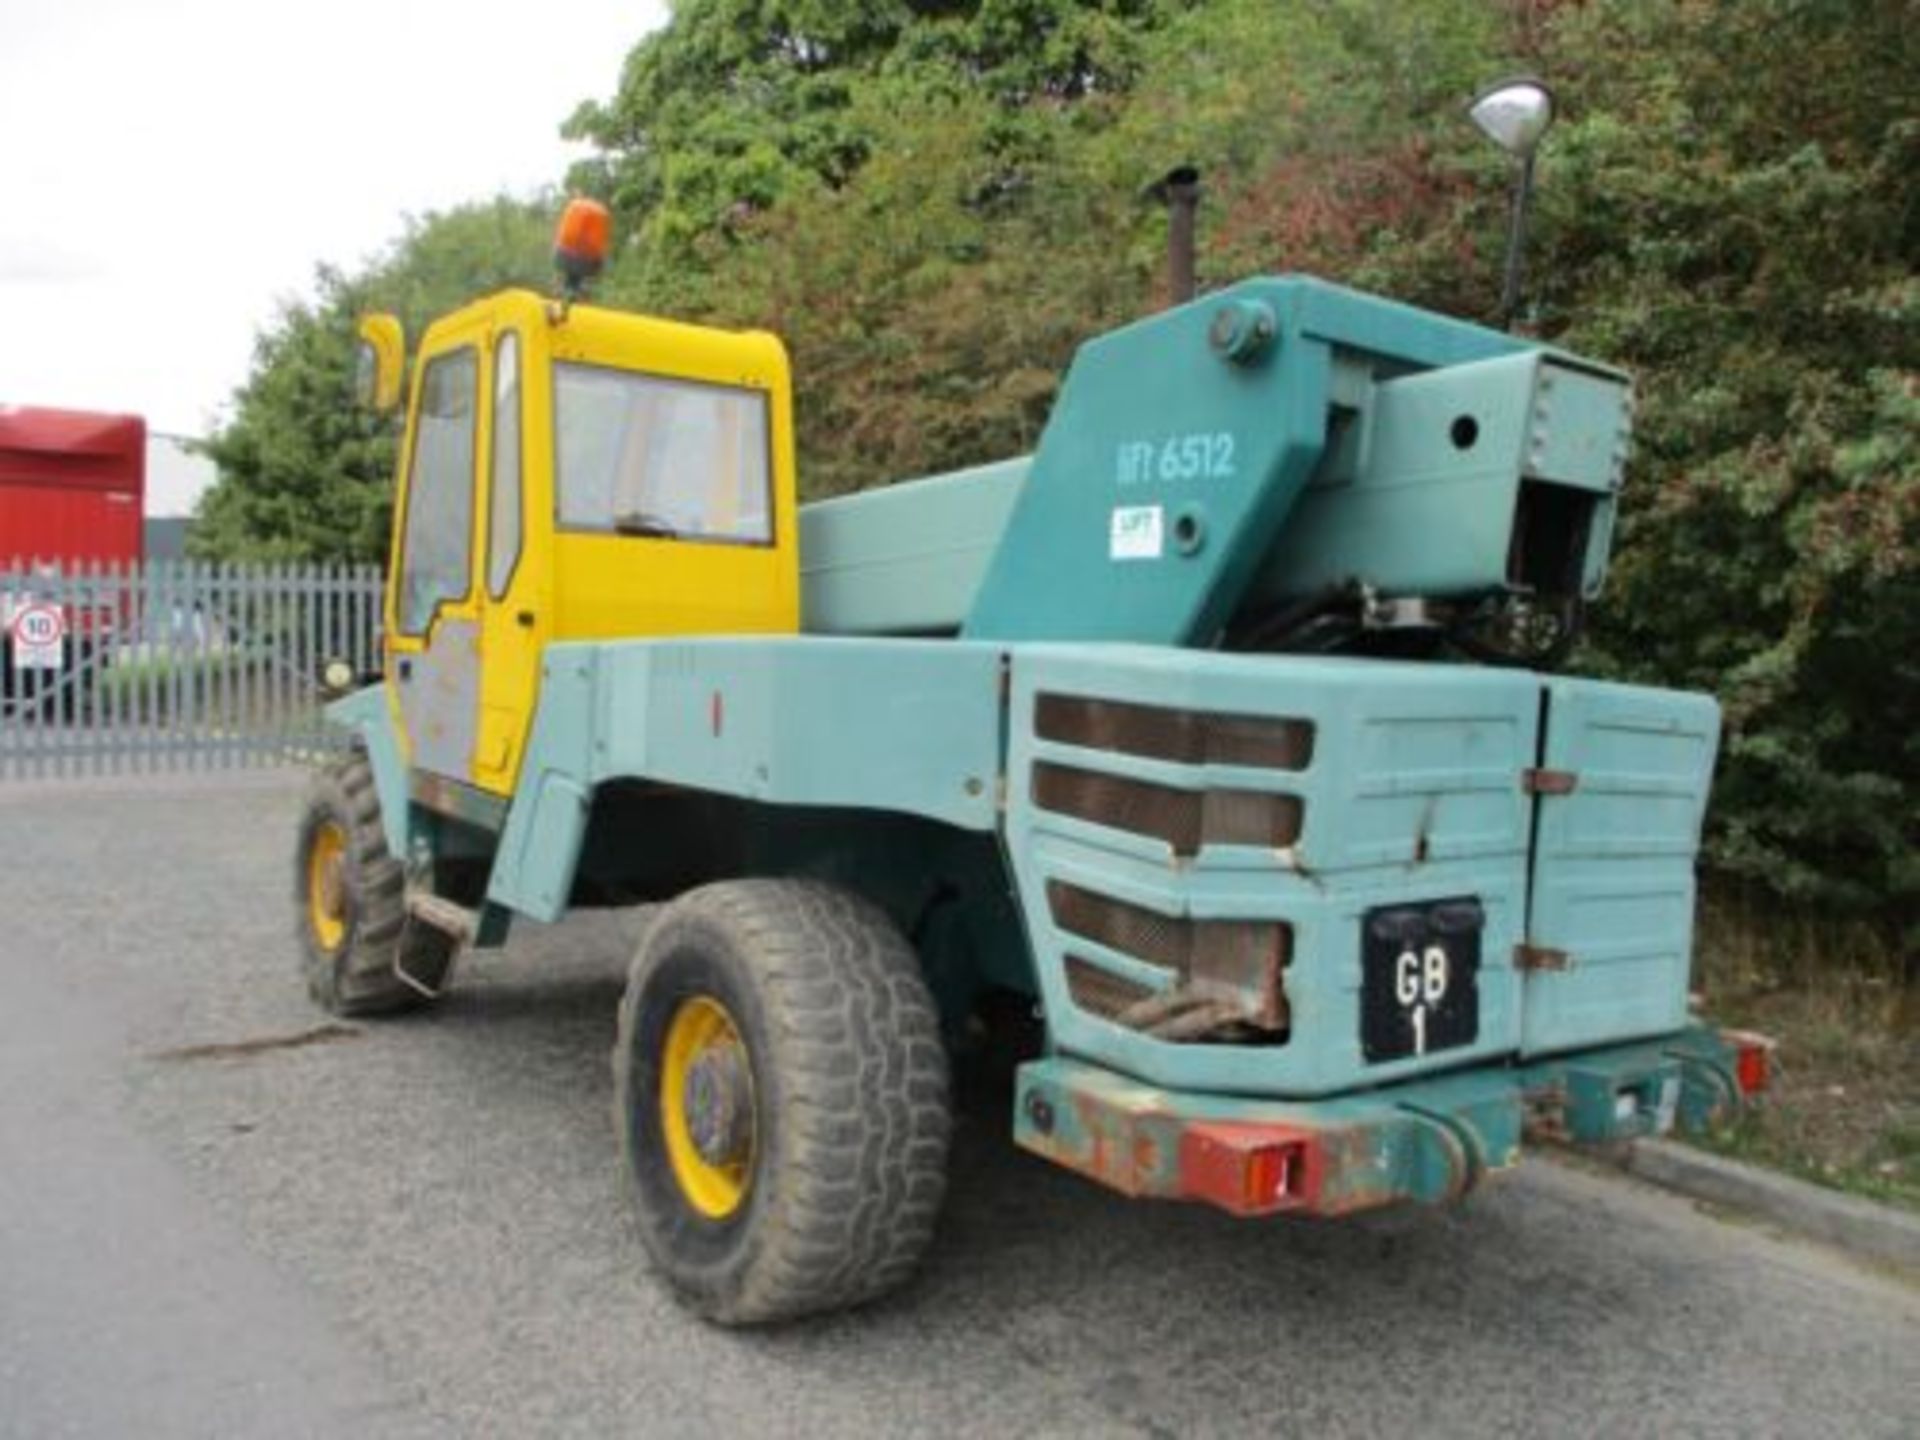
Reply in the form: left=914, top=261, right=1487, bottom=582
left=2, top=772, right=1916, bottom=1439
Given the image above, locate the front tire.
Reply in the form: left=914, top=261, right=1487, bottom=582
left=293, top=753, right=454, bottom=1016
left=613, top=879, right=951, bottom=1324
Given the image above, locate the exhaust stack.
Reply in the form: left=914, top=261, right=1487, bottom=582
left=1146, top=166, right=1201, bottom=307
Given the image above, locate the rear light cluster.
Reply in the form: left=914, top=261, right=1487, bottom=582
left=1725, top=1030, right=1774, bottom=1096
left=1179, top=1121, right=1318, bottom=1215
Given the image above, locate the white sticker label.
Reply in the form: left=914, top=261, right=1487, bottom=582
left=1109, top=505, right=1164, bottom=561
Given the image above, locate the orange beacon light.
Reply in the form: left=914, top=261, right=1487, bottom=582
left=554, top=198, right=612, bottom=298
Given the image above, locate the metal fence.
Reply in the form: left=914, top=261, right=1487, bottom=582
left=1, top=561, right=383, bottom=780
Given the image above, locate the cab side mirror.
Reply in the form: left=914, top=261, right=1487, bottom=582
left=355, top=313, right=406, bottom=412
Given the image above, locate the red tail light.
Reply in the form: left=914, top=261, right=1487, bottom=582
left=1179, top=1121, right=1317, bottom=1215
left=1244, top=1142, right=1302, bottom=1208
left=1725, top=1030, right=1774, bottom=1096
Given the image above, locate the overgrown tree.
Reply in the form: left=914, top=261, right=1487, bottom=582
left=1523, top=1, right=1919, bottom=925
left=566, top=0, right=1189, bottom=297
left=193, top=197, right=554, bottom=562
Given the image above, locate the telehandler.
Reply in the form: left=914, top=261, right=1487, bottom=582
left=298, top=197, right=1770, bottom=1324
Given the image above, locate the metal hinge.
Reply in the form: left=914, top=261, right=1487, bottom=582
left=1522, top=767, right=1579, bottom=796
left=1514, top=942, right=1572, bottom=972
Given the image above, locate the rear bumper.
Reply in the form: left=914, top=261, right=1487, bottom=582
left=1013, top=1024, right=1771, bottom=1218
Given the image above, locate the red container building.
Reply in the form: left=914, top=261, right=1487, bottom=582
left=0, top=407, right=146, bottom=566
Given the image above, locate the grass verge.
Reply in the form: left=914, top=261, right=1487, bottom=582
left=1689, top=888, right=1917, bottom=1213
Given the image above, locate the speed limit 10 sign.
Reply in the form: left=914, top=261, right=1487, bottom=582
left=9, top=604, right=65, bottom=669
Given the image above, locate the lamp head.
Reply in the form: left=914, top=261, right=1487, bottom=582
left=1469, top=77, right=1556, bottom=157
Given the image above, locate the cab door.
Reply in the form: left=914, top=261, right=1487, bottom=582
left=472, top=320, right=546, bottom=794
left=386, top=321, right=488, bottom=782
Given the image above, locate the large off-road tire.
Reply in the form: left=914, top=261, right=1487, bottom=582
left=613, top=879, right=951, bottom=1325
left=293, top=752, right=454, bottom=1016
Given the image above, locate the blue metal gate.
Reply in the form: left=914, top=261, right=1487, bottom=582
left=1, top=561, right=383, bottom=779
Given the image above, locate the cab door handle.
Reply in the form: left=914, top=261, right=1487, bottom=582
left=516, top=611, right=535, bottom=628
left=397, top=658, right=413, bottom=681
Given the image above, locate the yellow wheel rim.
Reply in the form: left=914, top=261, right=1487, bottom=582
left=659, top=995, right=755, bottom=1219
left=306, top=820, right=348, bottom=952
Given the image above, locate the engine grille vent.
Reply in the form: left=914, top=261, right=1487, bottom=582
left=1049, top=880, right=1188, bottom=971
left=1064, top=955, right=1155, bottom=1018
left=1036, top=694, right=1314, bottom=771
left=1032, top=762, right=1302, bottom=855
left=1046, top=880, right=1290, bottom=1032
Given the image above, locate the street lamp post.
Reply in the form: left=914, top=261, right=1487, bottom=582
left=1468, top=76, right=1556, bottom=331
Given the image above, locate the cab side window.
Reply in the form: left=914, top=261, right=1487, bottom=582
left=395, top=348, right=479, bottom=635
left=487, top=332, right=523, bottom=597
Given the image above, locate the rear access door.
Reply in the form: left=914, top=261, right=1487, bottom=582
left=1519, top=677, right=1720, bottom=1057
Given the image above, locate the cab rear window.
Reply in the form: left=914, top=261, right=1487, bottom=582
left=554, top=364, right=772, bottom=545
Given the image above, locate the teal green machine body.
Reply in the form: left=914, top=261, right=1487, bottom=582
left=332, top=276, right=1746, bottom=1216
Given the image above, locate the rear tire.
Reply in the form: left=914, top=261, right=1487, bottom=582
left=613, top=879, right=951, bottom=1324
left=293, top=753, right=454, bottom=1016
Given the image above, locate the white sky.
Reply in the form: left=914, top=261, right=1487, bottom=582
left=0, top=0, right=664, bottom=511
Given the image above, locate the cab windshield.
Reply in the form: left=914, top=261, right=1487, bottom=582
left=553, top=363, right=773, bottom=544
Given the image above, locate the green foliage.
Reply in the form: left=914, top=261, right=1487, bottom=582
left=618, top=0, right=1511, bottom=493
left=193, top=197, right=554, bottom=563
left=198, top=0, right=1917, bottom=929
left=673, top=82, right=1136, bottom=494
left=1519, top=2, right=1919, bottom=922
left=565, top=1, right=1186, bottom=290
left=191, top=274, right=393, bottom=564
